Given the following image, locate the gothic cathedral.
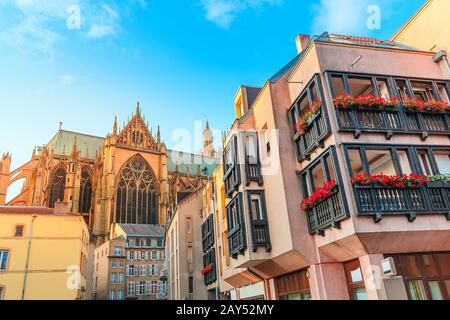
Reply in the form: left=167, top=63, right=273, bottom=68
left=0, top=104, right=218, bottom=244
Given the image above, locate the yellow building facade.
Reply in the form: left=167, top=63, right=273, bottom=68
left=0, top=206, right=89, bottom=300
left=392, top=0, right=450, bottom=52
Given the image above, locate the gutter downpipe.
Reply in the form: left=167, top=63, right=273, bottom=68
left=21, top=214, right=37, bottom=301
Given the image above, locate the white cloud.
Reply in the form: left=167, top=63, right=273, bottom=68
left=0, top=1, right=141, bottom=57
left=310, top=0, right=375, bottom=36
left=60, top=74, right=76, bottom=85
left=200, top=0, right=282, bottom=29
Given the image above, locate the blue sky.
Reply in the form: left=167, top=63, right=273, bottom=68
left=0, top=0, right=425, bottom=187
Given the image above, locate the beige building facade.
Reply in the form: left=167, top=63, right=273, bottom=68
left=166, top=187, right=208, bottom=300
left=0, top=206, right=89, bottom=300
left=93, top=224, right=166, bottom=300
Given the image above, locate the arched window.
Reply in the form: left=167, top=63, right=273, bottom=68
left=79, top=169, right=92, bottom=214
left=49, top=167, right=66, bottom=208
left=116, top=156, right=158, bottom=225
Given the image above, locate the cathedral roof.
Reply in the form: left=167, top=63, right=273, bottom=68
left=118, top=224, right=165, bottom=237
left=46, top=130, right=104, bottom=160
left=167, top=149, right=218, bottom=178
left=43, top=129, right=219, bottom=177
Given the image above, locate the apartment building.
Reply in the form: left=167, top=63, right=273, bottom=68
left=166, top=188, right=208, bottom=300
left=0, top=206, right=89, bottom=300
left=92, top=224, right=167, bottom=300
left=215, top=32, right=450, bottom=300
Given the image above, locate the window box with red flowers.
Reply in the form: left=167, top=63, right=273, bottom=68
left=351, top=173, right=428, bottom=188
left=334, top=95, right=399, bottom=111
left=402, top=99, right=450, bottom=113
left=295, top=101, right=322, bottom=135
left=300, top=180, right=338, bottom=211
left=201, top=264, right=214, bottom=275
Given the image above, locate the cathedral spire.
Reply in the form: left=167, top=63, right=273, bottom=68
left=202, top=116, right=215, bottom=157
left=136, top=101, right=141, bottom=116
left=71, top=136, right=78, bottom=159
left=113, top=116, right=118, bottom=135
left=157, top=125, right=161, bottom=144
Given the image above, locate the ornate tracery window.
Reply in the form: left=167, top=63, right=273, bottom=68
left=116, top=156, right=158, bottom=225
left=49, top=167, right=66, bottom=208
left=78, top=169, right=92, bottom=214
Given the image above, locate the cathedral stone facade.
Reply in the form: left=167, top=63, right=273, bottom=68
left=0, top=104, right=218, bottom=244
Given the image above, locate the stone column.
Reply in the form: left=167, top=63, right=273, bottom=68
left=359, top=254, right=388, bottom=300
left=308, top=263, right=350, bottom=300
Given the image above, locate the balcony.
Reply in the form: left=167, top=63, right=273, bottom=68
left=336, top=108, right=450, bottom=140
left=202, top=248, right=217, bottom=286
left=250, top=220, right=271, bottom=252
left=201, top=215, right=215, bottom=253
left=306, top=191, right=348, bottom=235
left=229, top=226, right=246, bottom=258
left=353, top=183, right=450, bottom=222
left=294, top=108, right=331, bottom=161
left=245, top=160, right=263, bottom=186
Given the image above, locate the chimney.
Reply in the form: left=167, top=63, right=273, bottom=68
left=295, top=34, right=311, bottom=54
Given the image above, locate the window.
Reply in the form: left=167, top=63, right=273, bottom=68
left=433, top=150, right=450, bottom=174
left=0, top=250, right=9, bottom=271
left=140, top=265, right=146, bottom=276
left=14, top=225, right=24, bottom=237
left=188, top=277, right=194, bottom=294
left=150, top=251, right=157, bottom=260
left=344, top=260, right=368, bottom=300
left=437, top=82, right=450, bottom=102
left=127, top=282, right=136, bottom=296
left=118, top=290, right=124, bottom=300
left=126, top=265, right=135, bottom=276
left=111, top=273, right=117, bottom=284
left=115, top=156, right=158, bottom=225
left=151, top=239, right=157, bottom=248
left=119, top=260, right=125, bottom=268
left=388, top=253, right=450, bottom=300
left=151, top=281, right=158, bottom=295
left=78, top=169, right=92, bottom=214
left=223, top=135, right=241, bottom=196
left=417, top=150, right=433, bottom=175
left=138, top=281, right=146, bottom=295
left=276, top=270, right=311, bottom=300
left=330, top=74, right=346, bottom=96
left=0, top=287, right=3, bottom=300
left=146, top=281, right=152, bottom=295
left=346, top=146, right=414, bottom=177
left=347, top=76, right=376, bottom=97
left=300, top=150, right=337, bottom=198
left=112, top=260, right=117, bottom=268
left=245, top=132, right=259, bottom=166
left=410, top=81, right=436, bottom=101
left=149, top=264, right=158, bottom=276
left=109, top=290, right=116, bottom=300
left=114, top=247, right=122, bottom=256
left=395, top=79, right=410, bottom=100
left=48, top=166, right=66, bottom=208
left=118, top=273, right=124, bottom=284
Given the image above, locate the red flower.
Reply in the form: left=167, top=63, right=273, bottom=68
left=201, top=264, right=214, bottom=275
left=402, top=98, right=450, bottom=113
left=300, top=180, right=337, bottom=211
left=334, top=95, right=398, bottom=110
left=351, top=173, right=428, bottom=188
left=295, top=101, right=322, bottom=134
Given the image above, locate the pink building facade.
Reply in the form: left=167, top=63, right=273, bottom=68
left=218, top=33, right=450, bottom=300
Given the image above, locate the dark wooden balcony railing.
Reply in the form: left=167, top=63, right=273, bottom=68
left=203, top=248, right=217, bottom=286
left=201, top=215, right=215, bottom=253
left=354, top=183, right=450, bottom=222
left=245, top=160, right=263, bottom=185
left=295, top=109, right=331, bottom=161
left=229, top=225, right=247, bottom=258
left=250, top=220, right=271, bottom=252
left=337, top=109, right=450, bottom=140
left=307, top=192, right=348, bottom=235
